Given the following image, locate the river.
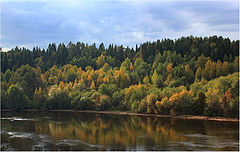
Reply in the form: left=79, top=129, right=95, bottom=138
left=1, top=111, right=239, bottom=151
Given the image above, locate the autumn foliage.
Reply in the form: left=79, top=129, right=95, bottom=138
left=1, top=36, right=239, bottom=118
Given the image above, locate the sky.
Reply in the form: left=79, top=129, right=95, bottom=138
left=1, top=0, right=239, bottom=51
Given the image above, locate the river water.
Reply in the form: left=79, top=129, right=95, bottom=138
left=1, top=111, right=239, bottom=151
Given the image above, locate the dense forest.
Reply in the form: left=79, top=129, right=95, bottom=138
left=1, top=35, right=239, bottom=118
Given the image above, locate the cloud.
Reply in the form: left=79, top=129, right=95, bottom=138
left=1, top=0, right=238, bottom=50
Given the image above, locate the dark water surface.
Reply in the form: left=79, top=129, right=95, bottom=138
left=1, top=111, right=239, bottom=151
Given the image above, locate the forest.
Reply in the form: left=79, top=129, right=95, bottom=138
left=1, top=35, right=239, bottom=118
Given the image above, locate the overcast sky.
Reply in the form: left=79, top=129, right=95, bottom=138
left=1, top=0, right=239, bottom=51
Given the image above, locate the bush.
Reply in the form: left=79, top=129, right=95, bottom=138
left=6, top=84, right=30, bottom=111
left=46, top=85, right=71, bottom=109
left=204, top=88, right=224, bottom=117
left=192, top=91, right=206, bottom=115
left=160, top=86, right=183, bottom=99
left=169, top=89, right=194, bottom=115
left=34, top=87, right=47, bottom=109
left=228, top=97, right=239, bottom=118
left=99, top=95, right=111, bottom=110
left=146, top=93, right=158, bottom=113
left=70, top=91, right=95, bottom=110
left=202, top=73, right=239, bottom=117
left=169, top=79, right=184, bottom=88
left=98, top=83, right=119, bottom=97
left=128, top=85, right=146, bottom=104
left=155, top=97, right=171, bottom=114
left=137, top=99, right=147, bottom=113
left=112, top=90, right=125, bottom=107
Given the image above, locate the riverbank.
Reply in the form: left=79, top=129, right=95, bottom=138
left=2, top=109, right=239, bottom=122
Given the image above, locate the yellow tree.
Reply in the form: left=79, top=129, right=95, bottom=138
left=222, top=61, right=229, bottom=76
left=87, top=73, right=93, bottom=86
left=97, top=74, right=104, bottom=86
left=166, top=63, right=173, bottom=85
left=146, top=93, right=157, bottom=113
left=59, top=81, right=65, bottom=89
left=90, top=81, right=96, bottom=90
left=215, top=60, right=222, bottom=78
left=50, top=65, right=59, bottom=76
left=209, top=62, right=216, bottom=79
left=143, top=75, right=150, bottom=84
left=74, top=79, right=78, bottom=87
left=195, top=66, right=202, bottom=81
left=114, top=69, right=130, bottom=89
left=166, top=74, right=172, bottom=85
left=130, top=63, right=134, bottom=72
left=77, top=67, right=83, bottom=80
left=151, top=70, right=161, bottom=87
left=48, top=75, right=56, bottom=85
left=152, top=61, right=158, bottom=69
left=101, top=63, right=110, bottom=72
left=166, top=63, right=173, bottom=73
left=96, top=54, right=106, bottom=68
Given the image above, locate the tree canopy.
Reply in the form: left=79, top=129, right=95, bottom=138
left=1, top=35, right=239, bottom=118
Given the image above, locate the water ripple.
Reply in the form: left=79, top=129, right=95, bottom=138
left=184, top=134, right=213, bottom=138
left=1, top=117, right=35, bottom=121
left=56, top=139, right=103, bottom=148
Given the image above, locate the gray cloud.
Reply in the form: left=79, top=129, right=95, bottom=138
left=1, top=0, right=238, bottom=51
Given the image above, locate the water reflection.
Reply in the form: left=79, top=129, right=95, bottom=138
left=1, top=111, right=239, bottom=151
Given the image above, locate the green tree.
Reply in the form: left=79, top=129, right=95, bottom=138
left=34, top=87, right=46, bottom=109
left=146, top=93, right=157, bottom=113
left=134, top=57, right=150, bottom=81
left=11, top=65, right=43, bottom=99
left=120, top=57, right=131, bottom=72
left=98, top=83, right=118, bottom=97
left=112, top=90, right=125, bottom=107
left=96, top=54, right=106, bottom=68
left=195, top=67, right=202, bottom=81
left=192, top=91, right=206, bottom=115
left=215, top=60, right=222, bottom=78
left=46, top=85, right=71, bottom=109
left=151, top=70, right=163, bottom=87
left=7, top=84, right=30, bottom=111
left=143, top=75, right=150, bottom=84
left=4, top=69, right=12, bottom=83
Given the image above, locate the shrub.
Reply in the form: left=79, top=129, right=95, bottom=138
left=99, top=95, right=111, bottom=110
left=204, top=88, right=224, bottom=117
left=6, top=84, right=30, bottom=111
left=146, top=93, right=158, bottom=113
left=112, top=90, right=125, bottom=107
left=192, top=91, right=206, bottom=115
left=46, top=85, right=71, bottom=109
left=155, top=97, right=171, bottom=114
left=71, top=91, right=95, bottom=110
left=169, top=89, right=194, bottom=115
left=137, top=99, right=147, bottom=113
left=98, top=83, right=119, bottom=97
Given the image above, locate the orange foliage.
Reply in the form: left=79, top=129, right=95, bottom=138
left=166, top=63, right=173, bottom=73
left=90, top=81, right=96, bottom=90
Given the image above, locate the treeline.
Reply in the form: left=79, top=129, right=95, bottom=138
left=1, top=35, right=239, bottom=118
left=1, top=35, right=238, bottom=73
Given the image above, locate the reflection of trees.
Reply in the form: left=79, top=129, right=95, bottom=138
left=34, top=113, right=191, bottom=147
left=34, top=113, right=238, bottom=149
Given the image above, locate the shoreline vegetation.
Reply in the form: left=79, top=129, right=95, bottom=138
left=2, top=109, right=239, bottom=122
left=1, top=36, right=239, bottom=119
